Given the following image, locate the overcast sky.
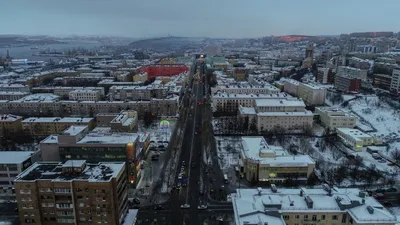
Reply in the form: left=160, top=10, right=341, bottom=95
left=1, top=0, right=399, bottom=38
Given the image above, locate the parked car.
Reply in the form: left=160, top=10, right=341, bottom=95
left=373, top=193, right=385, bottom=199
left=198, top=204, right=208, bottom=210
left=386, top=187, right=397, bottom=192
left=180, top=204, right=190, bottom=209
left=383, top=201, right=393, bottom=207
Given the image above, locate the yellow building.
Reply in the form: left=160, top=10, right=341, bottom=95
left=0, top=114, right=23, bottom=137
left=132, top=72, right=148, bottom=82
left=240, top=137, right=315, bottom=183
left=232, top=186, right=397, bottom=225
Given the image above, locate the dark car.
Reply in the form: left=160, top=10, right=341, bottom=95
left=383, top=201, right=393, bottom=207
left=154, top=205, right=164, bottom=210
left=191, top=162, right=196, bottom=168
left=386, top=187, right=397, bottom=192
left=133, top=198, right=140, bottom=204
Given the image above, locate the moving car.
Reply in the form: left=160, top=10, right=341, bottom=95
left=180, top=204, right=190, bottom=209
left=198, top=204, right=208, bottom=210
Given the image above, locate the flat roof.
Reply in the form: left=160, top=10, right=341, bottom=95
left=255, top=98, right=305, bottom=107
left=257, top=111, right=313, bottom=117
left=337, top=128, right=372, bottom=139
left=17, top=93, right=59, bottom=102
left=41, top=135, right=58, bottom=144
left=77, top=129, right=138, bottom=145
left=0, top=151, right=34, bottom=164
left=23, top=117, right=93, bottom=123
left=213, top=92, right=290, bottom=99
left=16, top=161, right=125, bottom=182
left=241, top=137, right=314, bottom=166
left=0, top=114, right=22, bottom=122
left=233, top=188, right=396, bottom=225
left=63, top=125, right=88, bottom=136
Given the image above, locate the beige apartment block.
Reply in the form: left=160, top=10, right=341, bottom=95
left=68, top=90, right=102, bottom=101
left=297, top=83, right=327, bottom=105
left=0, top=114, right=23, bottom=137
left=14, top=160, right=128, bottom=225
left=316, top=107, right=357, bottom=131
left=232, top=186, right=397, bottom=225
left=336, top=128, right=381, bottom=151
left=257, top=111, right=313, bottom=132
left=22, top=117, right=95, bottom=137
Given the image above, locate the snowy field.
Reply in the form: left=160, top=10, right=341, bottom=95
left=137, top=120, right=177, bottom=144
left=215, top=136, right=241, bottom=171
left=349, top=96, right=400, bottom=138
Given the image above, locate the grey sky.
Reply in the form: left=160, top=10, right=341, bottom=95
left=1, top=0, right=400, bottom=38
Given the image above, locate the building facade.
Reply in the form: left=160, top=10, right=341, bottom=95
left=337, top=66, right=368, bottom=81
left=14, top=160, right=128, bottom=225
left=69, top=90, right=102, bottom=101
left=390, top=67, right=400, bottom=92
left=373, top=74, right=392, bottom=91
left=0, top=114, right=23, bottom=138
left=334, top=75, right=362, bottom=92
left=139, top=64, right=189, bottom=77
left=297, top=83, right=327, bottom=105
left=336, top=128, right=381, bottom=151
left=315, top=107, right=356, bottom=131
left=257, top=111, right=314, bottom=132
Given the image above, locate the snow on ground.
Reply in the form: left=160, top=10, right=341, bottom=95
left=137, top=120, right=177, bottom=144
left=388, top=206, right=400, bottom=216
left=349, top=96, right=400, bottom=138
left=215, top=136, right=241, bottom=171
left=351, top=150, right=399, bottom=175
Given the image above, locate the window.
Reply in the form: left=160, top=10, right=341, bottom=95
left=295, top=215, right=300, bottom=219
left=54, top=188, right=71, bottom=193
left=332, top=215, right=338, bottom=220
left=342, top=214, right=347, bottom=223
left=283, top=215, right=290, bottom=220
left=321, top=215, right=326, bottom=220
left=304, top=215, right=308, bottom=219
left=312, top=215, right=317, bottom=221
left=20, top=189, right=31, bottom=194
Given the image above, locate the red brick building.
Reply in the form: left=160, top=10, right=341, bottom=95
left=139, top=64, right=189, bottom=78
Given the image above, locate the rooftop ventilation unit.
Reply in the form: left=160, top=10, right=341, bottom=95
left=257, top=187, right=262, bottom=196
left=270, top=184, right=277, bottom=193
left=367, top=206, right=374, bottom=214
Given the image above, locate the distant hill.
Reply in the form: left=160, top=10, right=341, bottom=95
left=128, top=36, right=207, bottom=51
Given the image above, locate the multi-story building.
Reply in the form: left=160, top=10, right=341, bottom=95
left=297, top=83, right=327, bottom=105
left=68, top=90, right=102, bottom=101
left=317, top=68, right=334, bottom=84
left=40, top=125, right=143, bottom=185
left=132, top=72, right=148, bottom=82
left=32, top=87, right=105, bottom=98
left=373, top=74, right=392, bottom=91
left=348, top=57, right=371, bottom=70
left=109, top=110, right=138, bottom=132
left=0, top=84, right=30, bottom=92
left=240, top=137, right=315, bottom=182
left=22, top=117, right=95, bottom=137
left=108, top=85, right=168, bottom=101
left=139, top=64, right=189, bottom=77
left=211, top=84, right=280, bottom=95
left=0, top=91, right=30, bottom=100
left=315, top=107, right=356, bottom=131
left=0, top=96, right=179, bottom=118
left=0, top=114, right=23, bottom=138
left=255, top=98, right=306, bottom=113
left=14, top=160, right=128, bottom=225
left=257, top=111, right=314, bottom=132
left=337, top=66, right=368, bottom=81
left=334, top=74, right=362, bottom=92
left=212, top=92, right=291, bottom=113
left=232, top=187, right=397, bottom=225
left=336, top=128, right=381, bottom=151
left=283, top=79, right=300, bottom=96
left=390, top=67, right=400, bottom=92
left=0, top=151, right=40, bottom=194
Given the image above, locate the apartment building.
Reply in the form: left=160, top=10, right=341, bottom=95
left=297, top=83, right=327, bottom=105
left=315, top=107, right=356, bottom=131
left=109, top=110, right=138, bottom=132
left=22, top=117, right=95, bottom=137
left=232, top=187, right=396, bottom=225
left=0, top=84, right=30, bottom=92
left=212, top=92, right=291, bottom=113
left=257, top=111, right=314, bottom=132
left=390, top=67, right=400, bottom=92
left=0, top=96, right=179, bottom=118
left=0, top=91, right=30, bottom=100
left=32, top=87, right=105, bottom=98
left=0, top=114, right=23, bottom=138
left=69, top=90, right=102, bottom=101
left=317, top=68, right=334, bottom=84
left=283, top=79, right=300, bottom=96
left=337, top=66, right=368, bottom=81
left=0, top=151, right=40, bottom=194
left=211, top=84, right=280, bottom=95
left=373, top=74, right=392, bottom=91
left=240, top=137, right=315, bottom=183
left=40, top=125, right=144, bottom=185
left=336, top=128, right=381, bottom=151
left=14, top=160, right=128, bottom=225
left=109, top=85, right=167, bottom=101
left=132, top=72, right=148, bottom=82
left=334, top=74, right=362, bottom=92
left=348, top=57, right=371, bottom=70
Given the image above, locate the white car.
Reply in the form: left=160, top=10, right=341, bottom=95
left=197, top=204, right=208, bottom=210
left=181, top=204, right=190, bottom=209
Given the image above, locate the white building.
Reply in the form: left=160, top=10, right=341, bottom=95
left=0, top=151, right=40, bottom=194
left=336, top=128, right=381, bottom=151
left=68, top=89, right=102, bottom=101
left=297, top=83, right=327, bottom=105
left=0, top=84, right=30, bottom=93
left=390, top=67, right=400, bottom=92
left=211, top=84, right=280, bottom=95
left=232, top=187, right=397, bottom=225
left=0, top=91, right=30, bottom=100
left=337, top=66, right=368, bottom=81
left=240, top=137, right=315, bottom=182
left=257, top=111, right=313, bottom=132
left=283, top=79, right=300, bottom=96
left=315, top=107, right=357, bottom=131
left=255, top=98, right=306, bottom=112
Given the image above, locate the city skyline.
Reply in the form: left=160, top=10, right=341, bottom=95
left=1, top=0, right=400, bottom=38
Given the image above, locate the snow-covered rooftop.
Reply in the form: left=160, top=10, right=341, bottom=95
left=0, top=151, right=34, bottom=164
left=0, top=114, right=22, bottom=122
left=23, top=117, right=93, bottom=123
left=17, top=93, right=59, bottom=102
left=63, top=125, right=88, bottom=136
left=337, top=128, right=372, bottom=139
left=213, top=92, right=290, bottom=99
left=241, top=137, right=314, bottom=166
left=16, top=161, right=125, bottom=182
left=77, top=129, right=139, bottom=145
left=233, top=187, right=396, bottom=225
left=255, top=98, right=305, bottom=108
left=257, top=111, right=313, bottom=117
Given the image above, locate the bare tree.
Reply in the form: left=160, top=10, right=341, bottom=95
left=390, top=149, right=400, bottom=161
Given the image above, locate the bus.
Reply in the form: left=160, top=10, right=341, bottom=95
left=223, top=174, right=228, bottom=184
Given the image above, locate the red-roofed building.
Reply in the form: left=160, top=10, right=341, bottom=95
left=140, top=64, right=189, bottom=78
